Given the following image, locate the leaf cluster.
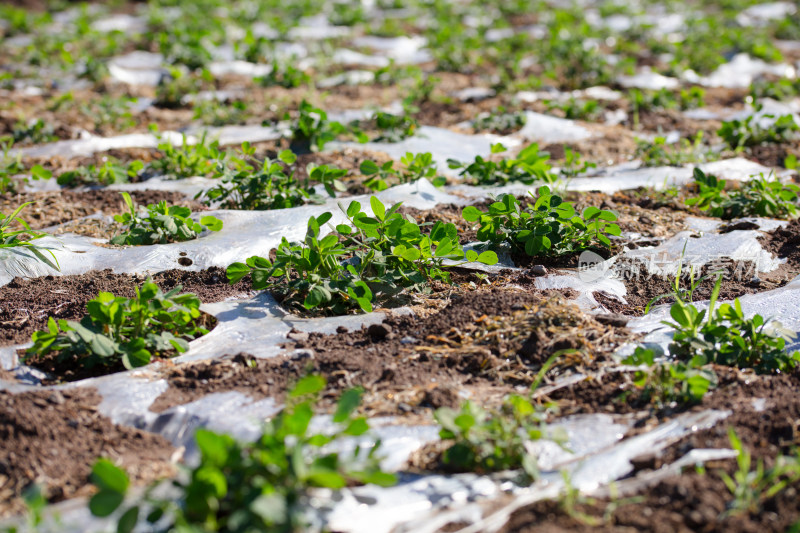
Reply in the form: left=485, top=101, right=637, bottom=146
left=664, top=277, right=800, bottom=373
left=685, top=168, right=800, bottom=220
left=463, top=188, right=621, bottom=257
left=111, top=192, right=222, bottom=246
left=25, top=280, right=208, bottom=370
left=448, top=143, right=558, bottom=186
left=0, top=202, right=59, bottom=271
left=622, top=346, right=717, bottom=409
left=88, top=376, right=395, bottom=532
left=359, top=151, right=444, bottom=191
left=718, top=114, right=799, bottom=150
left=199, top=147, right=345, bottom=210
left=227, top=196, right=497, bottom=314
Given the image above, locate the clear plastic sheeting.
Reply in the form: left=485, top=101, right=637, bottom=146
left=629, top=274, right=800, bottom=352
left=516, top=112, right=594, bottom=143
left=624, top=229, right=784, bottom=277
left=617, top=69, right=680, bottom=90
left=15, top=124, right=282, bottom=161
left=325, top=409, right=729, bottom=533
left=331, top=126, right=516, bottom=177
left=683, top=53, right=797, bottom=89
left=108, top=51, right=166, bottom=86
left=0, top=180, right=466, bottom=288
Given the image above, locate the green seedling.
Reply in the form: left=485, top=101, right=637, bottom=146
left=448, top=143, right=558, bottom=185
left=26, top=280, right=208, bottom=370
left=227, top=196, right=497, bottom=314
left=111, top=192, right=222, bottom=246
left=664, top=275, right=800, bottom=373
left=719, top=114, right=799, bottom=151
left=719, top=429, right=800, bottom=516
left=623, top=346, right=717, bottom=409
left=463, top=188, right=621, bottom=257
left=88, top=376, right=395, bottom=531
left=686, top=168, right=800, bottom=219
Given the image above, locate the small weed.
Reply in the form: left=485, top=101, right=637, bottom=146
left=193, top=98, right=250, bottom=126
left=110, top=192, right=222, bottom=246
left=26, top=280, right=209, bottom=370
left=0, top=202, right=59, bottom=271
left=719, top=429, right=800, bottom=516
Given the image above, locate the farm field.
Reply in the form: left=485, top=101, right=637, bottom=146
left=1, top=0, right=800, bottom=531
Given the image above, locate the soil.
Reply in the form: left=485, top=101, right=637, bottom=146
left=150, top=289, right=631, bottom=414
left=496, top=370, right=800, bottom=533
left=595, top=257, right=789, bottom=317
left=0, top=189, right=204, bottom=232
left=0, top=267, right=252, bottom=348
left=760, top=218, right=800, bottom=271
left=0, top=387, right=174, bottom=518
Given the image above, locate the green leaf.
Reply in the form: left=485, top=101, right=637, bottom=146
left=476, top=250, right=498, bottom=265
left=195, top=429, right=231, bottom=466
left=291, top=374, right=326, bottom=398
left=117, top=506, right=139, bottom=533
left=360, top=160, right=380, bottom=175
left=30, top=165, right=52, bottom=181
left=278, top=149, right=297, bottom=164
left=199, top=215, right=223, bottom=232
left=462, top=205, right=483, bottom=222
left=370, top=196, right=385, bottom=221
left=334, top=388, right=363, bottom=423
left=89, top=490, right=125, bottom=518
left=91, top=459, right=129, bottom=494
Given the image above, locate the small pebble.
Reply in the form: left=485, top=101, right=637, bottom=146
left=531, top=265, right=547, bottom=276
left=367, top=323, right=392, bottom=339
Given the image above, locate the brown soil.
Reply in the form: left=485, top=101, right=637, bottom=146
left=0, top=387, right=174, bottom=518
left=498, top=371, right=800, bottom=533
left=745, top=142, right=799, bottom=169
left=760, top=218, right=800, bottom=272
left=0, top=189, right=204, bottom=232
left=596, top=257, right=786, bottom=317
left=150, top=290, right=630, bottom=415
left=0, top=267, right=251, bottom=348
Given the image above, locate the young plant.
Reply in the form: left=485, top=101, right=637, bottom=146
left=434, top=354, right=564, bottom=481
left=622, top=346, right=717, bottom=409
left=371, top=111, right=418, bottom=143
left=148, top=132, right=223, bottom=179
left=0, top=202, right=59, bottom=271
left=291, top=100, right=347, bottom=152
left=546, top=98, right=603, bottom=122
left=199, top=148, right=341, bottom=210
left=448, top=143, right=558, bottom=185
left=11, top=118, right=58, bottom=145
left=111, top=192, right=222, bottom=246
left=227, top=197, right=497, bottom=314
left=56, top=159, right=143, bottom=187
left=635, top=134, right=715, bottom=167
left=719, top=114, right=799, bottom=151
left=685, top=168, right=800, bottom=220
left=25, top=280, right=208, bottom=370
left=434, top=395, right=550, bottom=479
left=664, top=276, right=800, bottom=373
left=359, top=152, right=444, bottom=191
left=463, top=188, right=621, bottom=257
left=560, top=147, right=596, bottom=178
left=88, top=376, right=396, bottom=531
left=0, top=139, right=25, bottom=193
left=471, top=110, right=527, bottom=134
left=719, top=429, right=800, bottom=516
